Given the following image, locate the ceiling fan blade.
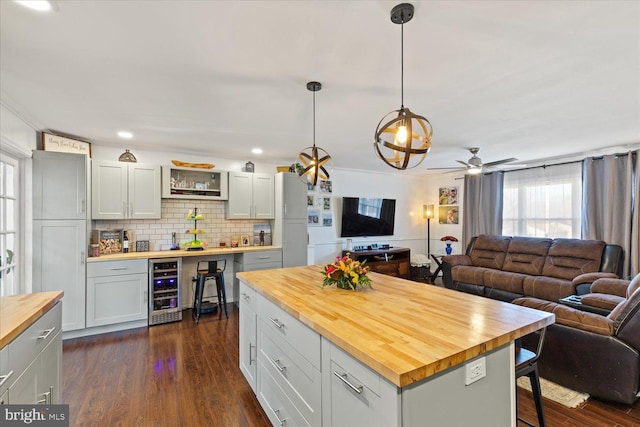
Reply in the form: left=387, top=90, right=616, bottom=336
left=483, top=157, right=518, bottom=168
left=456, top=160, right=473, bottom=168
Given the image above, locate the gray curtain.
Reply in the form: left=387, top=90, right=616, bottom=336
left=582, top=150, right=639, bottom=276
left=462, top=172, right=504, bottom=249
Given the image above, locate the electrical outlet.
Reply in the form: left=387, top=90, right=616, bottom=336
left=464, top=357, right=486, bottom=385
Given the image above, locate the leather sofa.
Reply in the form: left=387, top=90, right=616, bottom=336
left=441, top=234, right=636, bottom=404
left=441, top=234, right=623, bottom=302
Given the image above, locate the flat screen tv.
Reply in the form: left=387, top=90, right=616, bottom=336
left=340, top=197, right=396, bottom=237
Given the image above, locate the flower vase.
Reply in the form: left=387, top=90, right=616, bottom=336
left=445, top=242, right=453, bottom=255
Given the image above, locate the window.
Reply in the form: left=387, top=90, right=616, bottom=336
left=0, top=154, right=19, bottom=296
left=502, top=162, right=582, bottom=238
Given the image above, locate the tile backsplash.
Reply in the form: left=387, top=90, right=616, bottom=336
left=93, top=199, right=268, bottom=251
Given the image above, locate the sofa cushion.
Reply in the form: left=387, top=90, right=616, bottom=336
left=523, top=275, right=575, bottom=301
left=469, top=235, right=511, bottom=269
left=541, top=239, right=605, bottom=281
left=513, top=297, right=614, bottom=335
left=503, top=236, right=552, bottom=275
left=451, top=265, right=493, bottom=286
left=483, top=269, right=527, bottom=295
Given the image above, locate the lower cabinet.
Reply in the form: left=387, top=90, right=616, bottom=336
left=239, top=282, right=257, bottom=393
left=1, top=302, right=63, bottom=404
left=86, top=260, right=148, bottom=327
left=233, top=250, right=282, bottom=302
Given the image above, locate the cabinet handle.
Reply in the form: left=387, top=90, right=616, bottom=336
left=37, top=391, right=50, bottom=404
left=258, top=256, right=270, bottom=259
left=333, top=371, right=363, bottom=394
left=249, top=343, right=255, bottom=364
left=0, top=370, right=13, bottom=388
left=109, top=267, right=128, bottom=271
left=37, top=327, right=56, bottom=340
left=284, top=204, right=287, bottom=216
left=269, top=318, right=284, bottom=329
left=81, top=251, right=85, bottom=265
left=270, top=358, right=286, bottom=373
left=242, top=293, right=250, bottom=301
left=144, top=290, right=148, bottom=303
left=81, top=199, right=85, bottom=213
left=271, top=408, right=286, bottom=426
left=49, top=386, right=54, bottom=404
left=129, top=201, right=133, bottom=218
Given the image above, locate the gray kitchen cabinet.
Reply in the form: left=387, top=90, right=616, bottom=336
left=86, top=260, right=148, bottom=327
left=33, top=151, right=88, bottom=220
left=273, top=173, right=307, bottom=267
left=33, top=220, right=86, bottom=331
left=4, top=302, right=62, bottom=404
left=238, top=282, right=257, bottom=393
left=226, top=172, right=274, bottom=219
left=92, top=160, right=161, bottom=220
left=233, top=250, right=282, bottom=303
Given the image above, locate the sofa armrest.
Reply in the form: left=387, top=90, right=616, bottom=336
left=590, top=277, right=629, bottom=297
left=513, top=297, right=615, bottom=336
left=580, top=293, right=624, bottom=311
left=441, top=254, right=471, bottom=267
left=572, top=272, right=618, bottom=287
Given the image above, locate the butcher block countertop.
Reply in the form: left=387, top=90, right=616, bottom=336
left=0, top=291, right=64, bottom=348
left=237, top=265, right=555, bottom=388
left=87, top=245, right=281, bottom=262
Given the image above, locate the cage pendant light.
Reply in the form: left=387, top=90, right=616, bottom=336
left=374, top=3, right=432, bottom=170
left=297, top=81, right=333, bottom=186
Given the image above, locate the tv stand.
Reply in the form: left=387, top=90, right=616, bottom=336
left=343, top=247, right=410, bottom=279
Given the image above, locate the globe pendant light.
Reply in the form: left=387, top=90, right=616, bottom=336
left=374, top=3, right=432, bottom=170
left=297, top=81, right=333, bottom=186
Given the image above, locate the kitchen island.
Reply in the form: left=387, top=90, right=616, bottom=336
left=237, top=265, right=554, bottom=427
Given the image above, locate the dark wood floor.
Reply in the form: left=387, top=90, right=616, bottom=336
left=63, top=305, right=639, bottom=426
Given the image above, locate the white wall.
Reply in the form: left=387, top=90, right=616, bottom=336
left=0, top=104, right=37, bottom=293
left=424, top=174, right=465, bottom=255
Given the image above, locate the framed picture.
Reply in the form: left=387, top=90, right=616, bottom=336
left=42, top=132, right=92, bottom=157
left=322, top=197, right=331, bottom=210
left=439, top=186, right=459, bottom=205
left=308, top=210, right=320, bottom=226
left=322, top=213, right=333, bottom=227
left=319, top=180, right=332, bottom=193
left=307, top=195, right=315, bottom=207
left=439, top=206, right=459, bottom=224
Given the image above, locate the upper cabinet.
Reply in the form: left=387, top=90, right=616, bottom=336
left=92, top=161, right=161, bottom=220
left=161, top=166, right=228, bottom=200
left=226, top=172, right=274, bottom=220
left=33, top=151, right=88, bottom=220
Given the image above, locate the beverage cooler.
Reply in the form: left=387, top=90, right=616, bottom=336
left=149, top=258, right=182, bottom=325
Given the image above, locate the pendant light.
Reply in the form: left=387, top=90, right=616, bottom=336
left=297, top=81, right=333, bottom=186
left=374, top=3, right=432, bottom=170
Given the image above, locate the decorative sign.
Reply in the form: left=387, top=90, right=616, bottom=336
left=42, top=132, right=91, bottom=157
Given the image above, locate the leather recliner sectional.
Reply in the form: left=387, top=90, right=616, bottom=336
left=441, top=234, right=638, bottom=404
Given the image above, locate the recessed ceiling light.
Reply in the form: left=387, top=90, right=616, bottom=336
left=251, top=148, right=263, bottom=155
left=15, top=1, right=53, bottom=12
left=117, top=131, right=133, bottom=139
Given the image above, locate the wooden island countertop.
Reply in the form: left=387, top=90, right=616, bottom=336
left=237, top=265, right=554, bottom=388
left=0, top=291, right=64, bottom=348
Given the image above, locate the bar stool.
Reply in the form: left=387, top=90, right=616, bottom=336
left=516, top=327, right=547, bottom=427
left=192, top=260, right=228, bottom=324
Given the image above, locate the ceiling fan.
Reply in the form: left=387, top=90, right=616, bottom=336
left=434, top=147, right=517, bottom=174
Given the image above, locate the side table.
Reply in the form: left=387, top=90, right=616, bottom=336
left=430, top=254, right=445, bottom=283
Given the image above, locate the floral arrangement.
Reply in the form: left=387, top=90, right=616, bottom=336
left=440, top=235, right=459, bottom=242
left=322, top=253, right=372, bottom=291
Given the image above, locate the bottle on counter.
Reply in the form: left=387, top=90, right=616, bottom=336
left=123, top=231, right=129, bottom=253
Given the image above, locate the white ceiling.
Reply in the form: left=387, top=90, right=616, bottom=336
left=1, top=1, right=639, bottom=174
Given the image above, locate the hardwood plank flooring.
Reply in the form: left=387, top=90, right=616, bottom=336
left=63, top=306, right=639, bottom=426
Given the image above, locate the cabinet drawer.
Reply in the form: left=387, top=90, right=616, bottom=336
left=329, top=343, right=381, bottom=396
left=370, top=261, right=400, bottom=276
left=259, top=327, right=321, bottom=426
left=258, top=359, right=311, bottom=427
left=87, top=259, right=147, bottom=277
left=0, top=346, right=10, bottom=396
left=8, top=302, right=62, bottom=384
left=239, top=281, right=257, bottom=312
left=258, top=295, right=320, bottom=369
left=240, top=250, right=282, bottom=265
